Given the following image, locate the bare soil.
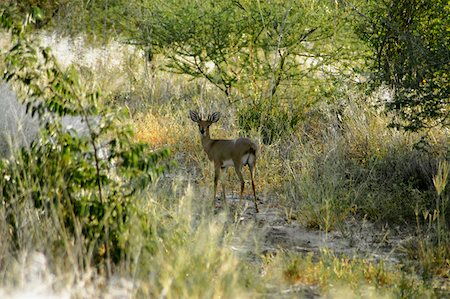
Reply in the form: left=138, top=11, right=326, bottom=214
left=220, top=196, right=408, bottom=261
left=215, top=195, right=416, bottom=297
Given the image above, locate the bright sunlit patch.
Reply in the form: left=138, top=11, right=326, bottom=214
left=134, top=113, right=176, bottom=147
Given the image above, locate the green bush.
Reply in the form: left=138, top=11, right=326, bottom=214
left=237, top=99, right=302, bottom=144
left=0, top=10, right=171, bottom=267
left=284, top=98, right=445, bottom=227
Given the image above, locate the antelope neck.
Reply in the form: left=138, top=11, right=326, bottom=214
left=200, top=132, right=213, bottom=151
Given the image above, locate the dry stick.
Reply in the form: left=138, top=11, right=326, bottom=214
left=55, top=59, right=112, bottom=278
left=80, top=108, right=112, bottom=279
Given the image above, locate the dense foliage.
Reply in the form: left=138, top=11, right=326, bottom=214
left=0, top=7, right=171, bottom=267
left=0, top=2, right=449, bottom=297
left=4, top=0, right=448, bottom=133
left=356, top=0, right=450, bottom=131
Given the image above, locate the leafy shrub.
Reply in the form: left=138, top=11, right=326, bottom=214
left=356, top=0, right=450, bottom=131
left=284, top=97, right=446, bottom=227
left=0, top=10, right=171, bottom=266
left=237, top=99, right=302, bottom=144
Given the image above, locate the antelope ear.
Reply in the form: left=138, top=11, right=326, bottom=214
left=209, top=112, right=220, bottom=123
left=189, top=110, right=200, bottom=122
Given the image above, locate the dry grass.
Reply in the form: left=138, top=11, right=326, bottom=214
left=133, top=112, right=182, bottom=148
left=1, top=33, right=449, bottom=298
left=263, top=250, right=435, bottom=298
left=58, top=39, right=450, bottom=296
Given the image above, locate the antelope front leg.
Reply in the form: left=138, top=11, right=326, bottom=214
left=234, top=166, right=245, bottom=204
left=214, top=164, right=221, bottom=201
left=249, top=165, right=259, bottom=213
left=221, top=167, right=226, bottom=201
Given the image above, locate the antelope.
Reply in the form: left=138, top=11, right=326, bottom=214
left=189, top=110, right=259, bottom=213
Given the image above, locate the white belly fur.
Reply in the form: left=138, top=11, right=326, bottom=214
left=221, top=154, right=254, bottom=168
left=221, top=159, right=234, bottom=168
left=241, top=154, right=249, bottom=165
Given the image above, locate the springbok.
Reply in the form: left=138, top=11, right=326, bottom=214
left=189, top=110, right=259, bottom=212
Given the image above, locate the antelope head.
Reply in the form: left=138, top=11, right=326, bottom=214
left=189, top=110, right=220, bottom=137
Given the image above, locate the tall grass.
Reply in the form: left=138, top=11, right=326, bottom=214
left=277, top=96, right=447, bottom=227
left=0, top=173, right=264, bottom=298
left=132, top=90, right=446, bottom=228
left=0, top=170, right=445, bottom=298
left=1, top=30, right=449, bottom=298
left=92, top=37, right=450, bottom=295
left=264, top=250, right=435, bottom=298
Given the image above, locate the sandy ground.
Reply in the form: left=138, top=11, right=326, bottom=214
left=213, top=194, right=415, bottom=297
left=220, top=195, right=406, bottom=261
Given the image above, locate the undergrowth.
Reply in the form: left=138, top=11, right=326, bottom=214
left=1, top=8, right=449, bottom=298
left=264, top=250, right=435, bottom=298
